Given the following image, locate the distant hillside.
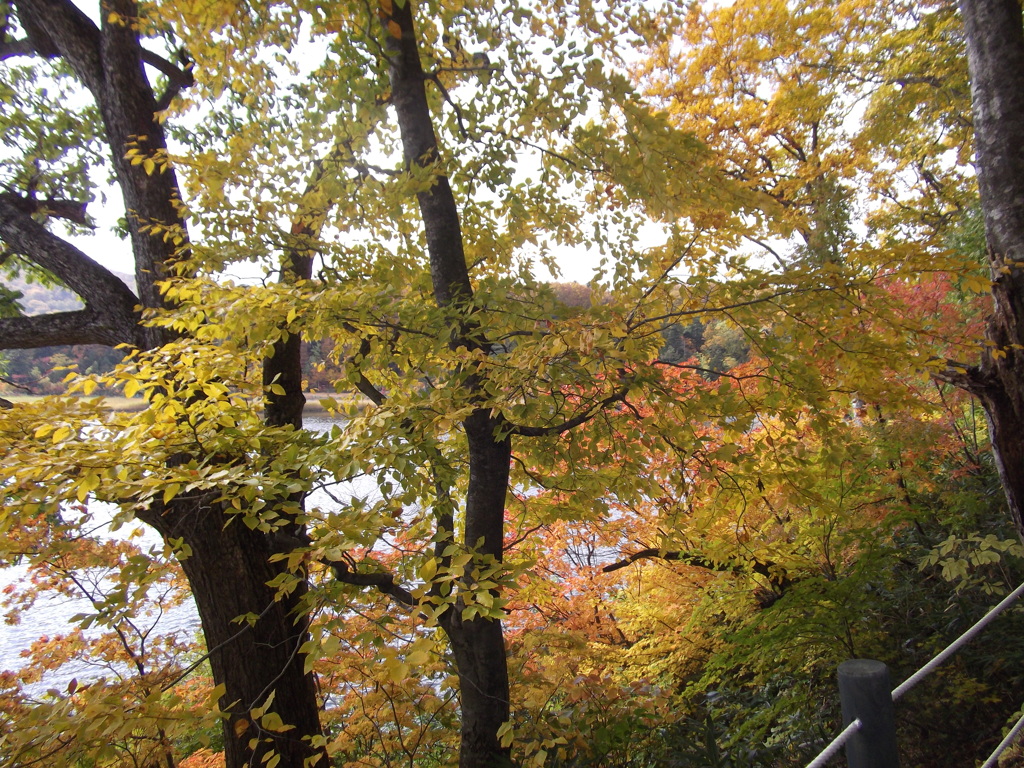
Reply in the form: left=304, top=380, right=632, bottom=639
left=4, top=270, right=136, bottom=316
left=1, top=270, right=137, bottom=396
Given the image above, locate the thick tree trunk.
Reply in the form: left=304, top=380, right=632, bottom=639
left=4, top=6, right=326, bottom=767
left=447, top=411, right=515, bottom=768
left=138, top=501, right=322, bottom=768
left=14, top=0, right=186, bottom=349
left=447, top=611, right=514, bottom=768
left=956, top=0, right=1024, bottom=536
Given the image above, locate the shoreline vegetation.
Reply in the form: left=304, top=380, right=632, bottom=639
left=0, top=393, right=365, bottom=416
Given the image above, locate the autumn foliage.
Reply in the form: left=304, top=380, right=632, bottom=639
left=3, top=1, right=1024, bottom=768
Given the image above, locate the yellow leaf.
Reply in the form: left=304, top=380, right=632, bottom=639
left=497, top=721, right=515, bottom=748
left=384, top=657, right=409, bottom=683
left=163, top=483, right=181, bottom=504
left=321, top=635, right=341, bottom=656
left=419, top=557, right=438, bottom=582
left=406, top=649, right=431, bottom=666
left=260, top=712, right=295, bottom=733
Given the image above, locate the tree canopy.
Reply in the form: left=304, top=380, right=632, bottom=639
left=2, top=1, right=1024, bottom=767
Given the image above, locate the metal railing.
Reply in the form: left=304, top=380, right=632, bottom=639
left=805, top=580, right=1024, bottom=768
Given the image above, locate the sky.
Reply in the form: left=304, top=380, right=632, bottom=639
left=52, top=0, right=644, bottom=289
left=68, top=188, right=611, bottom=287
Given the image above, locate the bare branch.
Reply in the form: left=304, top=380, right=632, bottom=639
left=626, top=232, right=700, bottom=328
left=0, top=309, right=133, bottom=348
left=653, top=359, right=772, bottom=383
left=929, top=357, right=987, bottom=394
left=143, top=48, right=194, bottom=112
left=0, top=374, right=29, bottom=393
left=425, top=71, right=470, bottom=139
left=0, top=37, right=36, bottom=59
left=0, top=192, right=89, bottom=226
left=627, top=289, right=798, bottom=334
left=141, top=47, right=191, bottom=85
left=341, top=333, right=387, bottom=406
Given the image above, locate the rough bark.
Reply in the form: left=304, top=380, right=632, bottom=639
left=383, top=3, right=513, bottom=766
left=263, top=218, right=316, bottom=430
left=138, top=499, right=322, bottom=768
left=13, top=0, right=187, bottom=348
left=955, top=0, right=1024, bottom=536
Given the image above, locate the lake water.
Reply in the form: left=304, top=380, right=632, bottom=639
left=0, top=416, right=365, bottom=691
left=0, top=511, right=199, bottom=691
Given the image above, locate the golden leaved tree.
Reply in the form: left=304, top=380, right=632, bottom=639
left=4, top=1, right=1023, bottom=767
left=0, top=1, right=770, bottom=766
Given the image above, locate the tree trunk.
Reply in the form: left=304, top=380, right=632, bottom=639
left=381, top=3, right=515, bottom=764
left=4, top=5, right=326, bottom=766
left=138, top=501, right=323, bottom=768
left=445, top=411, right=515, bottom=768
left=955, top=0, right=1024, bottom=536
left=447, top=612, right=514, bottom=768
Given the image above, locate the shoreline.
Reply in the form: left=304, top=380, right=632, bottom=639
left=0, top=393, right=364, bottom=416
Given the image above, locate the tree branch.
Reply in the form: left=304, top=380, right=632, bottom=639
left=142, top=48, right=194, bottom=112
left=508, top=385, right=629, bottom=437
left=0, top=37, right=36, bottom=59
left=141, top=47, right=190, bottom=84
left=602, top=547, right=782, bottom=584
left=329, top=558, right=415, bottom=606
left=0, top=374, right=29, bottom=393
left=0, top=193, right=140, bottom=348
left=0, top=309, right=135, bottom=349
left=0, top=192, right=89, bottom=226
left=13, top=0, right=103, bottom=91
left=929, top=357, right=987, bottom=395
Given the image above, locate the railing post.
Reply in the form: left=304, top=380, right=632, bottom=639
left=838, top=659, right=900, bottom=768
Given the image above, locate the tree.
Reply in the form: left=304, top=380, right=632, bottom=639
left=640, top=0, right=976, bottom=260
left=1, top=2, right=323, bottom=765
left=641, top=0, right=1024, bottom=539
left=0, top=506, right=216, bottom=768
left=8, top=2, right=1015, bottom=767
left=941, top=0, right=1024, bottom=536
left=0, top=1, right=766, bottom=766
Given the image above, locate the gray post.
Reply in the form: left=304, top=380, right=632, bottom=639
left=838, top=659, right=900, bottom=768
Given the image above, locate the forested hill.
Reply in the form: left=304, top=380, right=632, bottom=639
left=0, top=272, right=136, bottom=395
left=4, top=270, right=137, bottom=314
left=2, top=279, right=750, bottom=396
